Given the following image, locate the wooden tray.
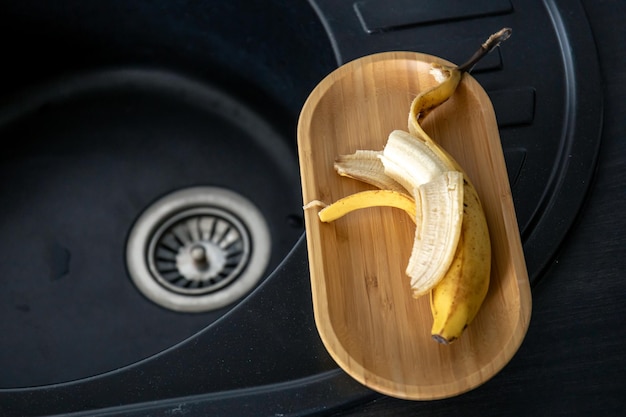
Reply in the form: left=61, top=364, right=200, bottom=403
left=297, top=52, right=532, bottom=400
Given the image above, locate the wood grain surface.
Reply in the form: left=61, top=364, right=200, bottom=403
left=297, top=52, right=532, bottom=400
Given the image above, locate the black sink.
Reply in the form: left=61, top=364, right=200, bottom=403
left=0, top=0, right=612, bottom=416
left=0, top=1, right=360, bottom=415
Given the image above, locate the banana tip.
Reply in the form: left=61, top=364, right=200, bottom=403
left=432, top=334, right=455, bottom=345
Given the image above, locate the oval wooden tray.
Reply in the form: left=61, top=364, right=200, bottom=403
left=297, top=52, right=532, bottom=400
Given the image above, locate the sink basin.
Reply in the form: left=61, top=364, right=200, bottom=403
left=0, top=1, right=355, bottom=415
left=1, top=67, right=301, bottom=386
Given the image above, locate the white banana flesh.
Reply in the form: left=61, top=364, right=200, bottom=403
left=409, top=171, right=463, bottom=296
left=380, top=130, right=449, bottom=190
left=334, top=150, right=406, bottom=193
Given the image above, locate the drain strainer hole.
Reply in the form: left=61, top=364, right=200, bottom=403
left=126, top=187, right=271, bottom=312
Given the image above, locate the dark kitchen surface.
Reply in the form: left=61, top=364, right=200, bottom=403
left=332, top=0, right=626, bottom=415
left=0, top=0, right=624, bottom=416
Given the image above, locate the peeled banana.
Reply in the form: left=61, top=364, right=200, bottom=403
left=306, top=28, right=510, bottom=344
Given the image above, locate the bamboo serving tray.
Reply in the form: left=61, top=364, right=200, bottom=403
left=297, top=52, right=532, bottom=400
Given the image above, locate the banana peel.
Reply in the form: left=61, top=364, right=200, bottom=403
left=310, top=189, right=417, bottom=223
left=304, top=28, right=509, bottom=344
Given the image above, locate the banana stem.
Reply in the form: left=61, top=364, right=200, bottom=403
left=456, top=28, right=512, bottom=73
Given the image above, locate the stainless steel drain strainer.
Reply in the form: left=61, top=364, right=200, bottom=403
left=126, top=187, right=271, bottom=312
left=148, top=207, right=250, bottom=295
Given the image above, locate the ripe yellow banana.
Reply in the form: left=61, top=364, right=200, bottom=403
left=306, top=28, right=510, bottom=344
left=403, top=30, right=511, bottom=343
left=410, top=75, right=492, bottom=343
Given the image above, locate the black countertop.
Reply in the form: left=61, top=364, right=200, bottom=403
left=334, top=0, right=626, bottom=415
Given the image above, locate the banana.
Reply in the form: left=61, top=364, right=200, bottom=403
left=403, top=57, right=493, bottom=344
left=405, top=29, right=512, bottom=343
left=330, top=125, right=467, bottom=296
left=306, top=28, right=510, bottom=344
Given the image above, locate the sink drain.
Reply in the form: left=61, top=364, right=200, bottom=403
left=126, top=187, right=271, bottom=312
